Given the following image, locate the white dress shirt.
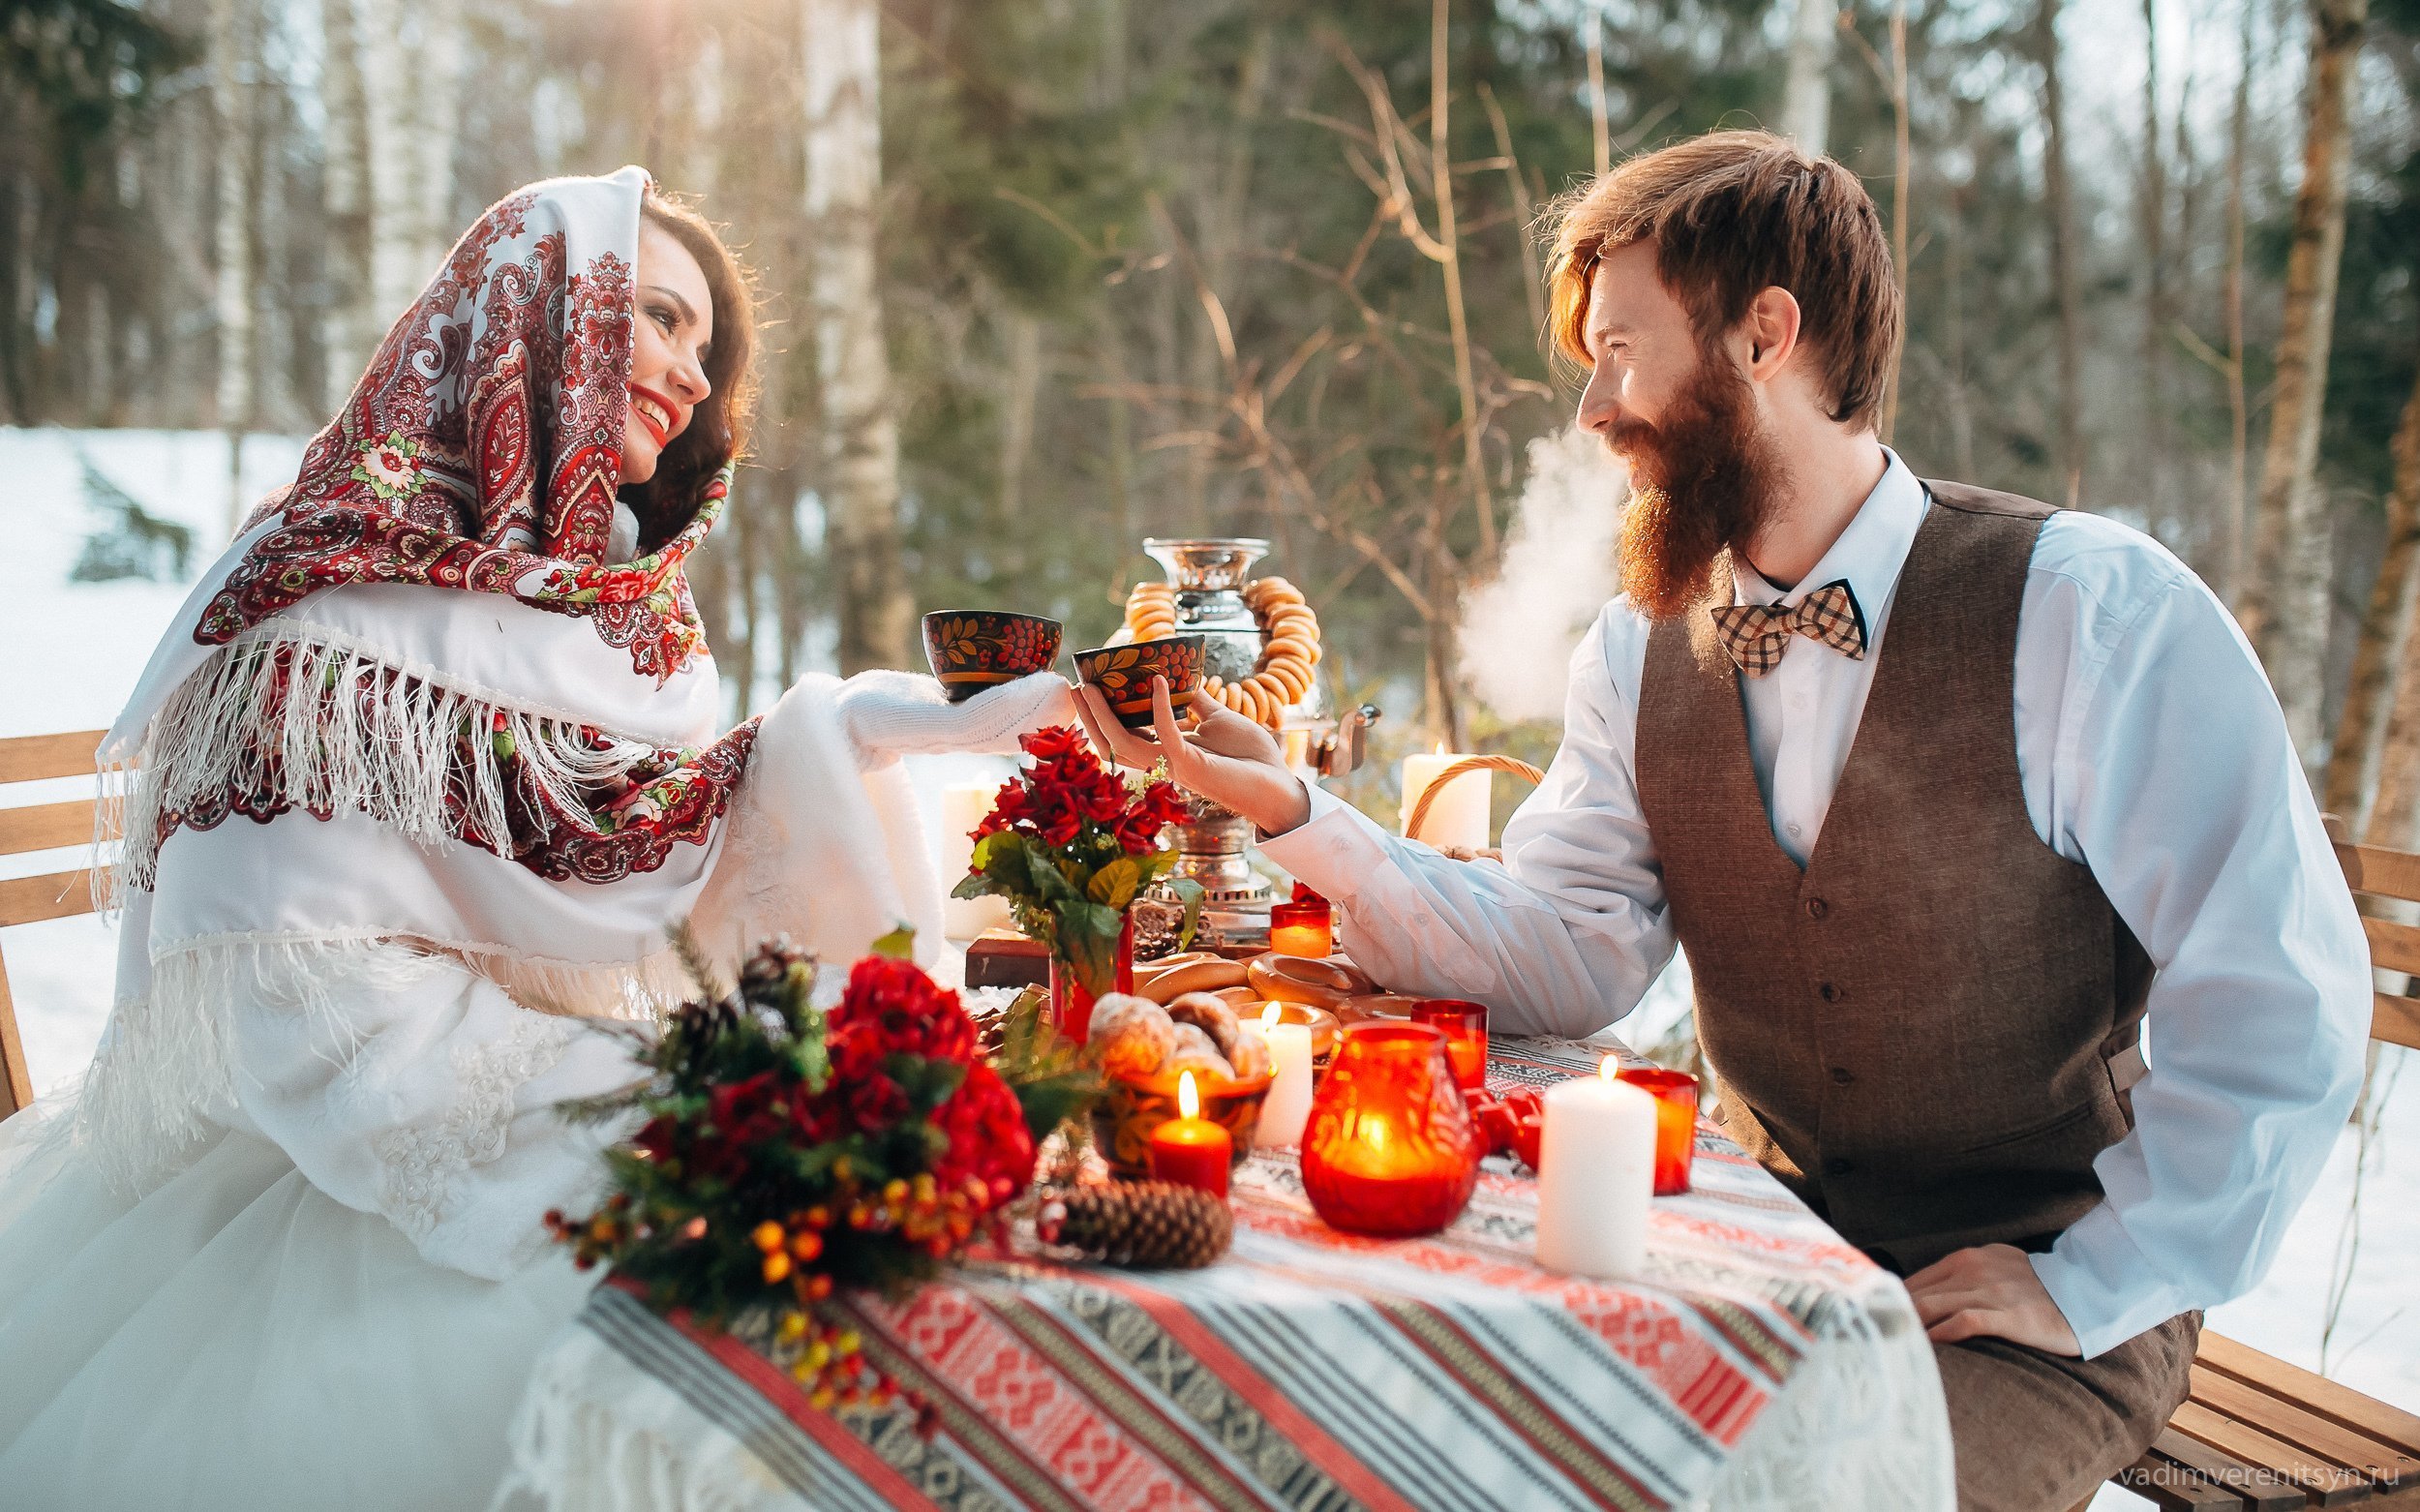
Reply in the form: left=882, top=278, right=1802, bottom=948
left=1261, top=449, right=2371, bottom=1358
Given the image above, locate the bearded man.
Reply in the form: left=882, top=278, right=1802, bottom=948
left=1074, top=130, right=2370, bottom=1511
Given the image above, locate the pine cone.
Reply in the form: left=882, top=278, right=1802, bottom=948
left=1038, top=1183, right=1232, bottom=1269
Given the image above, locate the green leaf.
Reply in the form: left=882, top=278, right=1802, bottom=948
left=1020, top=846, right=1084, bottom=909
left=1055, top=899, right=1126, bottom=995
left=1087, top=855, right=1141, bottom=910
left=1164, top=876, right=1207, bottom=951
left=868, top=923, right=917, bottom=960
left=1010, top=1068, right=1103, bottom=1141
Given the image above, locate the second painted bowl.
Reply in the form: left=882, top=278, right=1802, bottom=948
left=923, top=610, right=1063, bottom=703
left=1072, top=635, right=1207, bottom=729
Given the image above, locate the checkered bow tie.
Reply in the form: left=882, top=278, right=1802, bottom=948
left=1708, top=579, right=1868, bottom=679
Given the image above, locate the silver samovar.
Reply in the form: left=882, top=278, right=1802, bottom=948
left=1132, top=537, right=1377, bottom=941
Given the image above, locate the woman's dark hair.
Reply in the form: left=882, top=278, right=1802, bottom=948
left=624, top=188, right=758, bottom=547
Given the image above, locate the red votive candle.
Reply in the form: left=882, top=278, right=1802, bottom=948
left=1268, top=899, right=1333, bottom=959
left=1300, top=1024, right=1484, bottom=1236
left=1148, top=1072, right=1233, bottom=1198
left=1616, top=1067, right=1698, bottom=1195
left=1409, top=999, right=1489, bottom=1090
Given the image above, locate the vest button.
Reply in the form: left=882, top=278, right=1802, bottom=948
left=1830, top=1067, right=1854, bottom=1085
left=1804, top=897, right=1829, bottom=920
left=1825, top=1157, right=1854, bottom=1177
left=1818, top=982, right=1842, bottom=1003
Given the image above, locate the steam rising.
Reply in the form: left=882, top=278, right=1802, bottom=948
left=1458, top=425, right=1628, bottom=723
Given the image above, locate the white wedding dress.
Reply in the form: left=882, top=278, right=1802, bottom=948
left=0, top=625, right=1070, bottom=1511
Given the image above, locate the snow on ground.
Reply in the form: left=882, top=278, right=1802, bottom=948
left=7, top=429, right=2415, bottom=1485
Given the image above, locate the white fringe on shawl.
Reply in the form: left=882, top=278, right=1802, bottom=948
left=110, top=618, right=670, bottom=897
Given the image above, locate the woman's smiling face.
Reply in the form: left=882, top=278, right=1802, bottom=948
left=620, top=218, right=715, bottom=487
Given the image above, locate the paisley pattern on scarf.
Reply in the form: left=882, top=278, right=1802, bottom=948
left=194, top=176, right=723, bottom=682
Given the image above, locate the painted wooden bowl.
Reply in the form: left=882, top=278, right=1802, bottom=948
left=1093, top=1068, right=1273, bottom=1178
left=1072, top=635, right=1207, bottom=729
left=923, top=610, right=1064, bottom=703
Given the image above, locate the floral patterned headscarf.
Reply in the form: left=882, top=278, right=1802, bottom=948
left=196, top=166, right=724, bottom=680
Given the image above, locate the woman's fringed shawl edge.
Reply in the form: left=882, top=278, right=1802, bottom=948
left=106, top=618, right=673, bottom=900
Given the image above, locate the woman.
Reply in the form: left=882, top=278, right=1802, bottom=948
left=0, top=168, right=1065, bottom=1509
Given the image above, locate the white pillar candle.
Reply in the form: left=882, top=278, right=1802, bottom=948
left=1256, top=1005, right=1316, bottom=1148
left=1533, top=1057, right=1657, bottom=1280
left=1400, top=751, right=1491, bottom=851
left=940, top=781, right=1013, bottom=941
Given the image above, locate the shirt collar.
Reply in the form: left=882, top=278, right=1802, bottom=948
left=1732, top=447, right=1926, bottom=614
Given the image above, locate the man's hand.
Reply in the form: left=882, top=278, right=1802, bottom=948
left=1073, top=676, right=1314, bottom=836
left=1906, top=1244, right=2081, bottom=1354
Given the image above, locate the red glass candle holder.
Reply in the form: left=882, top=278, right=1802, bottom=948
left=1300, top=1023, right=1484, bottom=1237
left=1616, top=1067, right=1699, bottom=1195
left=1408, top=999, right=1489, bottom=1091
left=1267, top=899, right=1333, bottom=959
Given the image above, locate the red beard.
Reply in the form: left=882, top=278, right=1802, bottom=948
left=1608, top=348, right=1789, bottom=621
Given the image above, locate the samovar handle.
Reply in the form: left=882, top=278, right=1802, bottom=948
left=1314, top=704, right=1381, bottom=778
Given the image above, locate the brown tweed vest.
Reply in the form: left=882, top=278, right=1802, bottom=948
left=1634, top=480, right=2152, bottom=1274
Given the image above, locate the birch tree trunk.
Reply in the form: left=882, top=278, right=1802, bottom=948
left=2219, top=0, right=2254, bottom=603
left=210, top=0, right=256, bottom=535
left=2139, top=0, right=2169, bottom=529
left=2034, top=0, right=2086, bottom=509
left=802, top=0, right=913, bottom=674
left=2237, top=0, right=2369, bottom=760
left=2326, top=370, right=2420, bottom=833
left=319, top=0, right=375, bottom=408
left=358, top=0, right=464, bottom=325
left=1781, top=0, right=1839, bottom=156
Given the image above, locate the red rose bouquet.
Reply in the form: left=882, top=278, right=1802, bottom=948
left=548, top=935, right=1087, bottom=1412
left=952, top=725, right=1199, bottom=1034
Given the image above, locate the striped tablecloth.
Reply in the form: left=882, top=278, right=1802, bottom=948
left=503, top=1037, right=1953, bottom=1512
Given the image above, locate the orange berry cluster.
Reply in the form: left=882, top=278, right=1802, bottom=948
left=766, top=1305, right=891, bottom=1409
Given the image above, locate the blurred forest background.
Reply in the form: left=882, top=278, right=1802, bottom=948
left=6, top=0, right=2420, bottom=842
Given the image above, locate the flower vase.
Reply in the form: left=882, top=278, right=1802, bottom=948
left=1048, top=915, right=1134, bottom=1042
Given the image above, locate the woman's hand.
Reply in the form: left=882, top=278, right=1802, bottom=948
left=1073, top=676, right=1315, bottom=837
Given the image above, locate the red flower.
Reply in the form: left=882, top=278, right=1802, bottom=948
left=1019, top=725, right=1085, bottom=762
left=829, top=956, right=978, bottom=1065
left=930, top=1062, right=1037, bottom=1198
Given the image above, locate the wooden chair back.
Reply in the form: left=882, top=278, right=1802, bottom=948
left=2330, top=828, right=2420, bottom=1053
left=0, top=730, right=109, bottom=1119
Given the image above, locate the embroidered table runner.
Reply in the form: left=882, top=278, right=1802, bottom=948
left=506, top=1037, right=1954, bottom=1512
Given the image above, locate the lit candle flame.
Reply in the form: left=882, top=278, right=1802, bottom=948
left=1261, top=1001, right=1281, bottom=1030
left=1178, top=1070, right=1200, bottom=1120
left=1599, top=1054, right=1621, bottom=1083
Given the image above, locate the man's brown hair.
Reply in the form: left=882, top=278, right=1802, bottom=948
left=1544, top=129, right=1900, bottom=432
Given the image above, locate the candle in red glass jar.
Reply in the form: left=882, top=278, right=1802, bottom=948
left=1616, top=1067, right=1699, bottom=1195
left=1300, top=1023, right=1484, bottom=1236
left=1267, top=899, right=1333, bottom=959
left=1148, top=1072, right=1233, bottom=1198
left=1408, top=999, right=1489, bottom=1090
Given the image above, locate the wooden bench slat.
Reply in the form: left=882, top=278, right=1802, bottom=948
left=2147, top=1426, right=2330, bottom=1511
left=0, top=869, right=98, bottom=927
left=2112, top=1445, right=2263, bottom=1510
left=0, top=799, right=98, bottom=858
left=0, top=730, right=105, bottom=784
left=2170, top=1399, right=2378, bottom=1505
left=2193, top=1366, right=2419, bottom=1490
left=2337, top=842, right=2420, bottom=905
left=2199, top=1335, right=2420, bottom=1460
left=2376, top=994, right=2420, bottom=1054
left=0, top=953, right=29, bottom=1120
left=2360, top=917, right=2420, bottom=978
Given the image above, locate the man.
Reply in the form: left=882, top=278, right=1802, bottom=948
left=1074, top=130, right=2370, bottom=1511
